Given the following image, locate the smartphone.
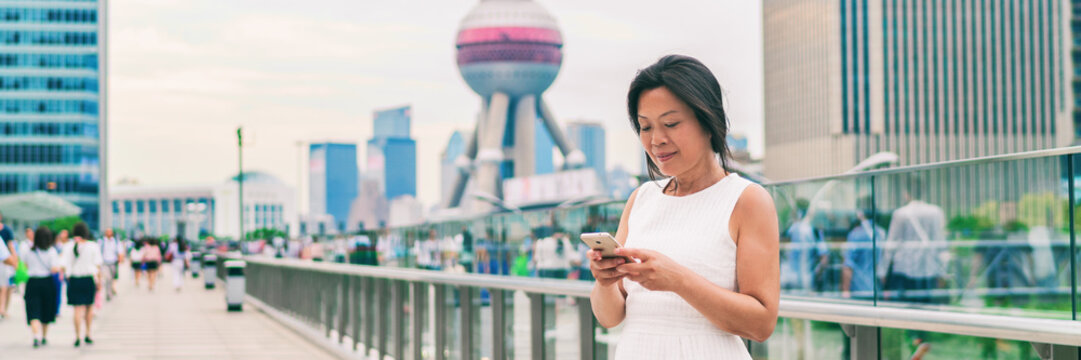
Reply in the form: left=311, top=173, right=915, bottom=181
left=579, top=232, right=633, bottom=262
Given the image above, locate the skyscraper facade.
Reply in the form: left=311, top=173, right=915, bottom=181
left=763, top=0, right=1072, bottom=181
left=309, top=142, right=357, bottom=231
left=367, top=105, right=416, bottom=203
left=373, top=105, right=411, bottom=138
left=0, top=3, right=107, bottom=229
left=441, top=130, right=466, bottom=205
left=566, top=121, right=606, bottom=187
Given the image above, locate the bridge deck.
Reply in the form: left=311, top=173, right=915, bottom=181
left=0, top=266, right=337, bottom=359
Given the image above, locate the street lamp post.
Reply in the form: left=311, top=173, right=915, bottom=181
left=237, top=127, right=244, bottom=241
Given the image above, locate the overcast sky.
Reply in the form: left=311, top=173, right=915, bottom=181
left=109, top=0, right=763, bottom=211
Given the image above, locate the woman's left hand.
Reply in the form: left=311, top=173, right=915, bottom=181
left=614, top=248, right=693, bottom=293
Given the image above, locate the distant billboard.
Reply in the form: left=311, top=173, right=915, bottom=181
left=502, top=168, right=604, bottom=208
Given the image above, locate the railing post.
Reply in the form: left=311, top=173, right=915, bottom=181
left=435, top=284, right=447, bottom=360
left=492, top=289, right=506, bottom=360
left=393, top=280, right=405, bottom=359
left=577, top=297, right=595, bottom=360
left=377, top=278, right=388, bottom=359
left=529, top=293, right=546, bottom=360
left=339, top=275, right=350, bottom=344
left=363, top=277, right=374, bottom=355
left=412, top=282, right=426, bottom=360
left=460, top=285, right=475, bottom=360
left=352, top=275, right=361, bottom=352
left=842, top=324, right=879, bottom=360
left=325, top=274, right=334, bottom=339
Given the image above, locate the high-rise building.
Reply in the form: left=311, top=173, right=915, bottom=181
left=763, top=0, right=1072, bottom=181
left=367, top=105, right=416, bottom=203
left=566, top=121, right=606, bottom=187
left=441, top=131, right=466, bottom=205
left=309, top=142, right=357, bottom=231
left=374, top=105, right=411, bottom=138
left=1073, top=1, right=1081, bottom=142
left=0, top=3, right=108, bottom=229
left=367, top=137, right=416, bottom=202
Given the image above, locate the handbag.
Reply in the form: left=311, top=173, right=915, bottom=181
left=14, top=260, right=29, bottom=284
left=164, top=252, right=174, bottom=262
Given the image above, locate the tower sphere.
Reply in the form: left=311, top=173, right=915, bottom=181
left=456, top=0, right=563, bottom=98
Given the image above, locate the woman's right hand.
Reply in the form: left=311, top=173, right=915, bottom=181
left=588, top=249, right=628, bottom=288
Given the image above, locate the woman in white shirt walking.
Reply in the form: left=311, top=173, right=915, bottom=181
left=20, top=226, right=61, bottom=348
left=165, top=236, right=189, bottom=292
left=60, top=222, right=102, bottom=347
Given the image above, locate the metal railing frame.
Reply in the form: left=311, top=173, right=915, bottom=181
left=237, top=257, right=1081, bottom=360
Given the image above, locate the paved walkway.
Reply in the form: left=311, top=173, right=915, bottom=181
left=0, top=265, right=337, bottom=359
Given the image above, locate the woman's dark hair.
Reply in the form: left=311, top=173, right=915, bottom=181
left=71, top=222, right=91, bottom=240
left=72, top=221, right=91, bottom=257
left=627, top=55, right=732, bottom=188
left=175, top=236, right=188, bottom=253
left=33, top=226, right=53, bottom=251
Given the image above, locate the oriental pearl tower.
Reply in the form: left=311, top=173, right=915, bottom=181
left=445, top=0, right=586, bottom=211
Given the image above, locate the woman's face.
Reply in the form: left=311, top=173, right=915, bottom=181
left=636, top=86, right=713, bottom=177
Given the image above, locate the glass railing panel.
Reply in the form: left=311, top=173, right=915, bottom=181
left=770, top=176, right=875, bottom=300
left=879, top=326, right=1041, bottom=359
left=756, top=318, right=848, bottom=358
left=1073, top=153, right=1081, bottom=321
left=873, top=156, right=1072, bottom=319
left=510, top=290, right=535, bottom=359
left=548, top=295, right=578, bottom=359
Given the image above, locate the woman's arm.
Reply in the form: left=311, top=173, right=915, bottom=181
left=589, top=187, right=638, bottom=328
left=684, top=184, right=779, bottom=342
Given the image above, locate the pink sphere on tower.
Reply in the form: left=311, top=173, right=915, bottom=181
left=455, top=0, right=563, bottom=97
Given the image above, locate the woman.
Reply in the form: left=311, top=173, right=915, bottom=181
left=129, top=239, right=144, bottom=288
left=60, top=222, right=102, bottom=347
left=165, top=236, right=189, bottom=292
left=52, top=229, right=68, bottom=318
left=588, top=55, right=780, bottom=359
left=20, top=226, right=60, bottom=348
left=140, top=238, right=162, bottom=291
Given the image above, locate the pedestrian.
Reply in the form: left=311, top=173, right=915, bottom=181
left=59, top=222, right=102, bottom=347
left=165, top=236, right=189, bottom=292
left=99, top=229, right=124, bottom=298
left=20, top=226, right=60, bottom=348
left=52, top=229, right=68, bottom=318
left=0, top=211, right=17, bottom=319
left=141, top=238, right=162, bottom=291
left=129, top=239, right=145, bottom=288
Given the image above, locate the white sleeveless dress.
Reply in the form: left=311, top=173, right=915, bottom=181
left=615, top=174, right=754, bottom=360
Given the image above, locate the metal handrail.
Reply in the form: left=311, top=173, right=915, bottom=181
left=243, top=257, right=594, bottom=297
left=765, top=145, right=1081, bottom=186
left=780, top=298, right=1081, bottom=347
left=243, top=256, right=1081, bottom=347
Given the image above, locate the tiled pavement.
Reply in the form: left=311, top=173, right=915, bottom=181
left=0, top=265, right=337, bottom=359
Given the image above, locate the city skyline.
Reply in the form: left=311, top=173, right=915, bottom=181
left=106, top=0, right=764, bottom=211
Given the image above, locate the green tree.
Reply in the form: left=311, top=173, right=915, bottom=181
left=39, top=215, right=83, bottom=234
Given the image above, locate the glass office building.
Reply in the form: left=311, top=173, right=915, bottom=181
left=764, top=0, right=1072, bottom=181
left=309, top=142, right=358, bottom=232
left=368, top=106, right=416, bottom=203
left=566, top=121, right=606, bottom=187
left=0, top=2, right=107, bottom=229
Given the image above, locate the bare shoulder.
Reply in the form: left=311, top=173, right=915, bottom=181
left=730, top=183, right=779, bottom=244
